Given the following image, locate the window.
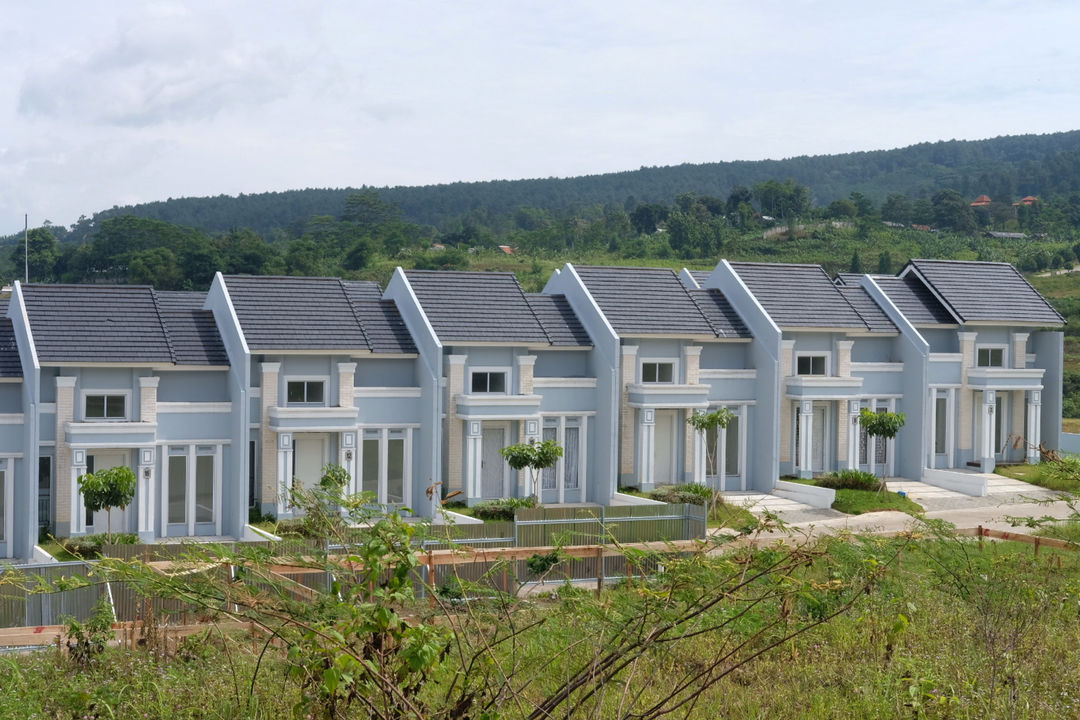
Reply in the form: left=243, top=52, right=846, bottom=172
left=85, top=394, right=126, bottom=420
left=470, top=371, right=506, bottom=394
left=860, top=407, right=888, bottom=465
left=248, top=440, right=257, bottom=508
left=287, top=380, right=325, bottom=405
left=641, top=362, right=674, bottom=383
left=168, top=447, right=187, bottom=525
left=0, top=469, right=5, bottom=542
left=361, top=428, right=410, bottom=504
left=38, top=457, right=51, bottom=532
left=977, top=347, right=1004, bottom=367
left=195, top=447, right=215, bottom=524
left=540, top=417, right=583, bottom=492
left=167, top=445, right=217, bottom=528
left=934, top=397, right=947, bottom=454
left=705, top=411, right=741, bottom=477
left=796, top=355, right=827, bottom=376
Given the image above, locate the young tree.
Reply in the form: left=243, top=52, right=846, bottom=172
left=859, top=408, right=905, bottom=490
left=78, top=466, right=137, bottom=542
left=500, top=438, right=563, bottom=498
left=687, top=408, right=736, bottom=519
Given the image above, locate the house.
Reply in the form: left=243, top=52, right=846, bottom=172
left=853, top=260, right=1064, bottom=474
left=971, top=195, right=992, bottom=207
left=9, top=284, right=235, bottom=546
left=387, top=269, right=597, bottom=509
left=207, top=274, right=420, bottom=521
left=0, top=299, right=26, bottom=559
left=549, top=265, right=759, bottom=494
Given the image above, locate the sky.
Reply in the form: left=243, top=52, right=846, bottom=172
left=3, top=1, right=1079, bottom=234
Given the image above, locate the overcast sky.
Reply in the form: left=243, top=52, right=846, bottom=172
left=3, top=1, right=1078, bottom=234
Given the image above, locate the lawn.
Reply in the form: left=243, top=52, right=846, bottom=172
left=36, top=539, right=80, bottom=562
left=994, top=461, right=1080, bottom=493
left=789, top=477, right=924, bottom=515
left=708, top=499, right=759, bottom=531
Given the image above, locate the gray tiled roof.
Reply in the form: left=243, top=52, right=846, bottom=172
left=0, top=299, right=21, bottom=378
left=342, top=281, right=417, bottom=354
left=836, top=286, right=898, bottom=333
left=688, top=270, right=710, bottom=286
left=404, top=271, right=550, bottom=344
left=688, top=290, right=752, bottom=338
left=871, top=275, right=957, bottom=326
left=729, top=263, right=871, bottom=329
left=834, top=272, right=864, bottom=286
left=905, top=260, right=1064, bottom=325
left=154, top=292, right=229, bottom=366
left=573, top=266, right=719, bottom=336
left=223, top=276, right=371, bottom=351
left=22, top=285, right=176, bottom=364
left=525, top=294, right=592, bottom=347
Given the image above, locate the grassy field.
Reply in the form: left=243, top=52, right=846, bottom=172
left=789, top=477, right=925, bottom=515
left=5, top=531, right=1080, bottom=718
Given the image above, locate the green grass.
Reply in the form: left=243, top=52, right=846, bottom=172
left=994, top=461, right=1080, bottom=493
left=36, top=540, right=79, bottom=562
left=707, top=500, right=759, bottom=531
left=1036, top=521, right=1080, bottom=544
left=831, top=487, right=924, bottom=515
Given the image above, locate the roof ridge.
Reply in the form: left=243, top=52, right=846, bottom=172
left=149, top=288, right=179, bottom=365
left=517, top=278, right=554, bottom=345
left=823, top=267, right=875, bottom=332
left=688, top=288, right=729, bottom=338
left=338, top=279, right=374, bottom=352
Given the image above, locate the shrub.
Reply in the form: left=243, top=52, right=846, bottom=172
left=471, top=496, right=538, bottom=521
left=248, top=506, right=276, bottom=525
left=816, top=469, right=882, bottom=492
left=649, top=483, right=713, bottom=505
left=59, top=532, right=138, bottom=558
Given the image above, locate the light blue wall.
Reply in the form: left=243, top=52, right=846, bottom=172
left=545, top=265, right=619, bottom=503
left=534, top=351, right=589, bottom=377
left=920, top=329, right=958, bottom=353
left=700, top=343, right=748, bottom=369
left=355, top=358, right=417, bottom=387
left=851, top=337, right=897, bottom=362
left=157, top=372, right=228, bottom=402
left=705, top=261, right=781, bottom=492
left=9, top=283, right=39, bottom=558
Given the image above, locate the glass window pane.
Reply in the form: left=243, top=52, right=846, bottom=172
left=658, top=364, right=673, bottom=383
left=935, top=397, right=947, bottom=454
left=471, top=373, right=486, bottom=393
left=725, top=415, right=740, bottom=475
left=387, top=438, right=405, bottom=504
left=812, top=357, right=825, bottom=375
left=489, top=373, right=505, bottom=393
left=287, top=382, right=305, bottom=403
left=994, top=396, right=1003, bottom=449
left=168, top=455, right=187, bottom=524
left=541, top=425, right=557, bottom=490
left=642, top=364, right=657, bottom=383
left=86, top=395, right=105, bottom=418
left=306, top=382, right=324, bottom=404
left=195, top=455, right=214, bottom=523
left=362, top=439, right=379, bottom=497
left=105, top=396, right=125, bottom=418
left=564, top=426, right=580, bottom=489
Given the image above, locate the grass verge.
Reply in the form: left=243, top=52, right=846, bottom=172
left=993, top=461, right=1080, bottom=493
left=830, top=487, right=924, bottom=515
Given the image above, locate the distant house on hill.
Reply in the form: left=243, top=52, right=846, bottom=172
left=970, top=195, right=992, bottom=207
left=986, top=231, right=1027, bottom=240
left=498, top=245, right=514, bottom=255
left=1014, top=196, right=1039, bottom=206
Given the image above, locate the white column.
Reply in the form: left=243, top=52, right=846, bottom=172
left=694, top=427, right=707, bottom=488
left=2, top=461, right=12, bottom=559
left=946, top=388, right=956, bottom=468
left=798, top=401, right=813, bottom=479
left=848, top=401, right=861, bottom=471
left=277, top=432, right=292, bottom=516
left=186, top=445, right=197, bottom=536
left=982, top=390, right=996, bottom=472
left=638, top=408, right=656, bottom=489
left=465, top=421, right=482, bottom=501
left=1027, top=391, right=1042, bottom=463
left=214, top=444, right=223, bottom=537
left=739, top=405, right=748, bottom=491
left=887, top=398, right=897, bottom=477
left=523, top=417, right=541, bottom=498
left=340, top=431, right=357, bottom=494
left=927, top=389, right=937, bottom=469
left=137, top=447, right=155, bottom=538
left=71, top=448, right=87, bottom=535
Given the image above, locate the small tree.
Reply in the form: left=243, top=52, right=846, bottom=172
left=687, top=408, right=735, bottom=520
left=859, top=408, right=905, bottom=491
left=318, top=463, right=351, bottom=496
left=78, top=466, right=137, bottom=542
left=500, top=439, right=563, bottom=499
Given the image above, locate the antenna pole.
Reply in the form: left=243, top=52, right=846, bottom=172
left=24, top=214, right=28, bottom=284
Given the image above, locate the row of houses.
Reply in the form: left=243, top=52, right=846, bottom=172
left=0, top=258, right=1064, bottom=561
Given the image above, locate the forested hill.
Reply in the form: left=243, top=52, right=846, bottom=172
left=71, top=130, right=1080, bottom=238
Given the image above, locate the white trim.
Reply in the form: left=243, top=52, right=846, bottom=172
left=538, top=410, right=597, bottom=417
left=67, top=421, right=157, bottom=435
left=353, top=386, right=423, bottom=398
left=849, top=362, right=903, bottom=372
left=268, top=406, right=359, bottom=420
left=794, top=350, right=832, bottom=376
left=929, top=353, right=963, bottom=363
left=698, top=368, right=757, bottom=379
left=627, top=383, right=708, bottom=395
left=467, top=366, right=512, bottom=395
left=216, top=272, right=250, bottom=356
left=12, top=282, right=39, bottom=371
left=532, top=377, right=598, bottom=388
left=283, top=375, right=330, bottom=406
left=39, top=441, right=55, bottom=447
left=157, top=402, right=232, bottom=413
left=38, top=403, right=56, bottom=414
left=975, top=343, right=1008, bottom=368
left=79, top=389, right=132, bottom=422
left=565, top=264, right=620, bottom=342
left=785, top=375, right=863, bottom=388
left=356, top=422, right=422, bottom=430
left=456, top=393, right=542, bottom=407
left=0, top=414, right=24, bottom=424
left=394, top=268, right=444, bottom=350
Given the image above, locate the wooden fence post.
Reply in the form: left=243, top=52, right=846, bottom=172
left=426, top=551, right=436, bottom=609
left=978, top=525, right=984, bottom=551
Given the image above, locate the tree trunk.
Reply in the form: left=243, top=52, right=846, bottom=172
left=106, top=508, right=111, bottom=544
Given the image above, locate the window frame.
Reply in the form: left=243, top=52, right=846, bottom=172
left=976, top=345, right=1007, bottom=368
left=639, top=358, right=679, bottom=384
left=284, top=376, right=329, bottom=406
left=468, top=366, right=511, bottom=395
left=80, top=389, right=131, bottom=422
left=358, top=427, right=413, bottom=505
left=795, top=352, right=830, bottom=376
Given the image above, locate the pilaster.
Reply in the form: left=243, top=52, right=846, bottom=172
left=637, top=408, right=656, bottom=490
left=798, top=400, right=813, bottom=479
left=55, top=376, right=76, bottom=530
left=620, top=345, right=638, bottom=478
left=447, top=356, right=467, bottom=493
left=517, top=355, right=536, bottom=395
left=1012, top=333, right=1029, bottom=370
left=779, top=340, right=795, bottom=464
left=337, top=362, right=356, bottom=408
left=138, top=375, right=159, bottom=424
left=957, top=332, right=977, bottom=451
left=847, top=400, right=861, bottom=470
left=836, top=340, right=854, bottom=378
left=259, top=362, right=280, bottom=508
left=682, top=346, right=702, bottom=478
left=980, top=389, right=996, bottom=473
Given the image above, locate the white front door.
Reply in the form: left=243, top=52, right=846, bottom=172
left=654, top=410, right=677, bottom=485
left=293, top=434, right=330, bottom=490
left=87, top=451, right=131, bottom=534
left=481, top=425, right=508, bottom=499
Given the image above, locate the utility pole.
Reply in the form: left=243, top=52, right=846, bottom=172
left=24, top=213, right=28, bottom=284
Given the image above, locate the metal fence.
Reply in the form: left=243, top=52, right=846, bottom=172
left=0, top=561, right=102, bottom=628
